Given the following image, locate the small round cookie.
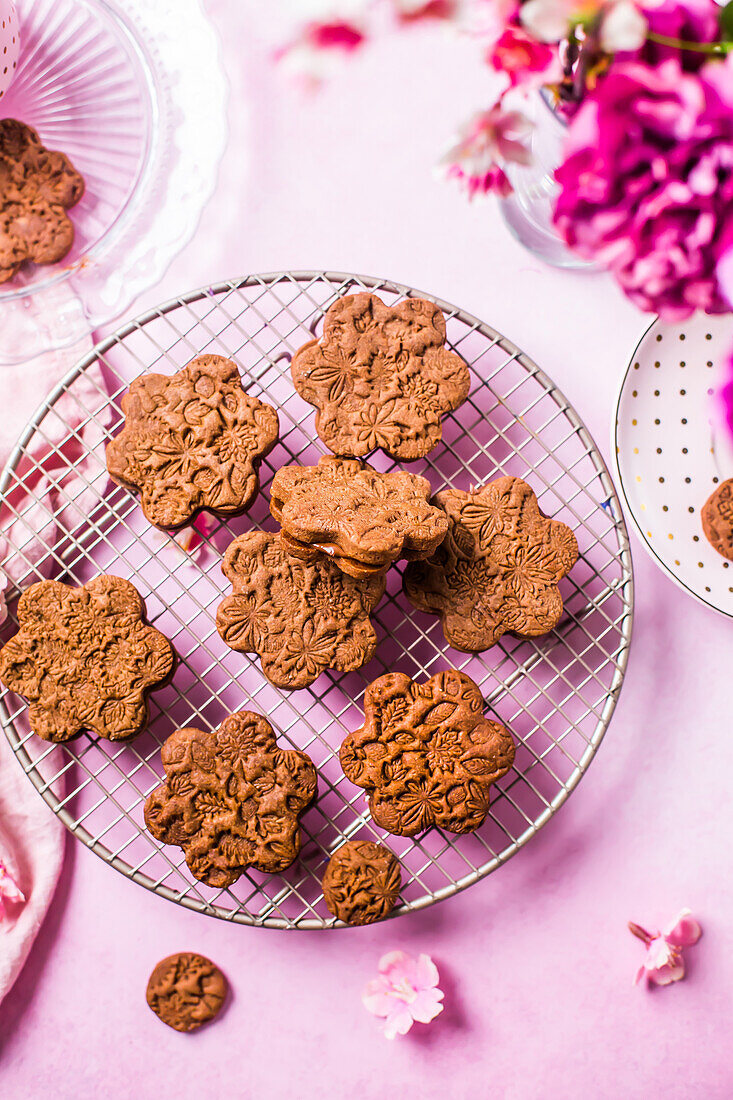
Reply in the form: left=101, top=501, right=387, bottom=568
left=322, top=839, right=401, bottom=926
left=701, top=478, right=733, bottom=561
left=146, top=952, right=227, bottom=1032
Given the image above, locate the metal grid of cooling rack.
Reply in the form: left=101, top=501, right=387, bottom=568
left=0, top=271, right=634, bottom=929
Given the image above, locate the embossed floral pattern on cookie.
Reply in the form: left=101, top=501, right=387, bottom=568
left=106, top=355, right=279, bottom=529
left=216, top=531, right=385, bottom=689
left=0, top=576, right=175, bottom=742
left=340, top=670, right=515, bottom=837
left=144, top=711, right=318, bottom=887
left=146, top=953, right=228, bottom=1032
left=291, top=294, right=470, bottom=460
left=322, top=839, right=402, bottom=925
left=270, top=455, right=449, bottom=578
left=403, top=476, right=579, bottom=651
left=0, top=120, right=85, bottom=283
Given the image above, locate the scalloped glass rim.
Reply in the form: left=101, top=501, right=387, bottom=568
left=0, top=0, right=229, bottom=361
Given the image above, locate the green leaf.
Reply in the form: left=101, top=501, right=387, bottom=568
left=720, top=1, right=733, bottom=42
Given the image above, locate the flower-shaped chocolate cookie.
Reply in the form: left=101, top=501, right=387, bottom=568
left=340, top=670, right=515, bottom=836
left=403, top=476, right=579, bottom=651
left=144, top=710, right=318, bottom=886
left=0, top=120, right=85, bottom=283
left=216, top=531, right=384, bottom=689
left=291, top=293, right=470, bottom=461
left=322, top=839, right=401, bottom=925
left=270, top=455, right=449, bottom=578
left=0, top=576, right=175, bottom=742
left=106, top=355, right=279, bottom=529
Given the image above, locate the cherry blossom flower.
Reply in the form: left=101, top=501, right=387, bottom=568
left=0, top=857, right=25, bottom=918
left=520, top=0, right=595, bottom=44
left=629, top=909, right=702, bottom=986
left=441, top=104, right=532, bottom=198
left=392, top=0, right=459, bottom=21
left=363, top=950, right=444, bottom=1038
left=277, top=18, right=366, bottom=88
left=487, top=25, right=562, bottom=86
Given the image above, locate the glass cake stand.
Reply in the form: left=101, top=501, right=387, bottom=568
left=0, top=0, right=228, bottom=363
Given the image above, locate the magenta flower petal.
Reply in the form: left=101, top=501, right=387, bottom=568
left=664, top=909, right=702, bottom=947
left=716, top=245, right=733, bottom=310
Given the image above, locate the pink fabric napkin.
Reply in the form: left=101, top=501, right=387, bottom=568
left=0, top=733, right=65, bottom=1006
left=0, top=286, right=99, bottom=1004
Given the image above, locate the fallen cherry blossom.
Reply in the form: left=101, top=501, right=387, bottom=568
left=363, top=950, right=444, bottom=1038
left=276, top=17, right=366, bottom=89
left=0, top=857, right=25, bottom=919
left=440, top=103, right=532, bottom=198
left=629, top=909, right=702, bottom=987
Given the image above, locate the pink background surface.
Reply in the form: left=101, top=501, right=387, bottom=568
left=2, top=3, right=732, bottom=1097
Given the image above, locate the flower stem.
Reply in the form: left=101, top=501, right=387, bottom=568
left=628, top=921, right=652, bottom=944
left=646, top=31, right=732, bottom=54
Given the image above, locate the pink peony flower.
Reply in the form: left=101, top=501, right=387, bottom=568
left=0, top=858, right=25, bottom=918
left=629, top=909, right=702, bottom=986
left=441, top=103, right=532, bottom=197
left=720, top=342, right=733, bottom=437
left=488, top=26, right=562, bottom=87
left=554, top=57, right=733, bottom=320
left=632, top=0, right=722, bottom=71
left=363, top=950, right=444, bottom=1038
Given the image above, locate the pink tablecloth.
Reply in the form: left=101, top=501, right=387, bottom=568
left=1, top=3, right=732, bottom=1097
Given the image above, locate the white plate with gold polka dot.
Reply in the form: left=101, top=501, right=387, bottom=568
left=614, top=313, right=733, bottom=618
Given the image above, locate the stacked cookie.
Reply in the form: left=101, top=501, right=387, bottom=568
left=0, top=292, right=579, bottom=922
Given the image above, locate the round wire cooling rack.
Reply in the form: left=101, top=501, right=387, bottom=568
left=0, top=271, right=634, bottom=929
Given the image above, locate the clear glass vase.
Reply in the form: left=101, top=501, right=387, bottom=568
left=499, top=91, right=597, bottom=270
